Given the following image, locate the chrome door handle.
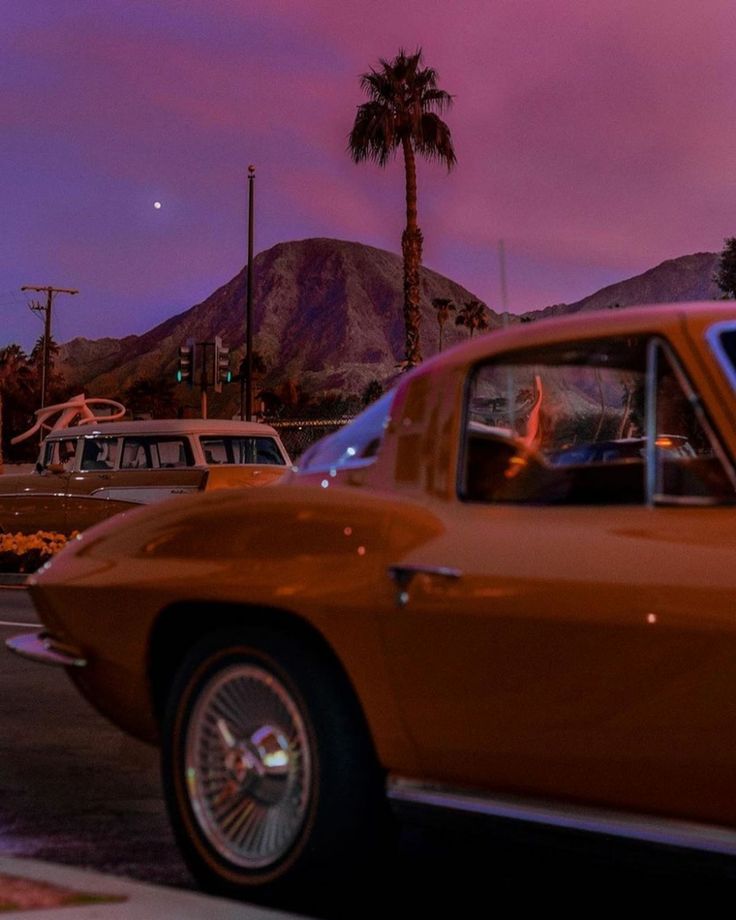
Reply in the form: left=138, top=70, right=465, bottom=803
left=388, top=564, right=462, bottom=607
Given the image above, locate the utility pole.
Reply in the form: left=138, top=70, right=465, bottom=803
left=21, top=285, right=78, bottom=408
left=199, top=341, right=214, bottom=420
left=243, top=165, right=255, bottom=421
left=498, top=239, right=509, bottom=320
left=498, top=240, right=514, bottom=431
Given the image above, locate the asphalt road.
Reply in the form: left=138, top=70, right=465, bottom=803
left=1, top=587, right=733, bottom=914
left=0, top=587, right=193, bottom=889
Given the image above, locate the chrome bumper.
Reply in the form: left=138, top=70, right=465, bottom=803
left=6, top=631, right=87, bottom=668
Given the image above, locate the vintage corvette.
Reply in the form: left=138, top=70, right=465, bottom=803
left=9, top=301, right=736, bottom=901
left=0, top=418, right=290, bottom=534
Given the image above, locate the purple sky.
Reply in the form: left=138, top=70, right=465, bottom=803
left=2, top=0, right=735, bottom=352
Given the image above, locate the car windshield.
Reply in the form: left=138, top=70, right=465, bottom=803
left=296, top=390, right=394, bottom=472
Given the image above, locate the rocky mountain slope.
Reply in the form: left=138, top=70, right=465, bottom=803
left=59, top=238, right=502, bottom=399
left=58, top=240, right=722, bottom=401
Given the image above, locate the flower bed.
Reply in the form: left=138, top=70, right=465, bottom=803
left=0, top=531, right=78, bottom=574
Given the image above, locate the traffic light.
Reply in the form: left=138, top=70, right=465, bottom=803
left=214, top=336, right=232, bottom=393
left=177, top=341, right=195, bottom=385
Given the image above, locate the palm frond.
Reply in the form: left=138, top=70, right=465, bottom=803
left=350, top=48, right=455, bottom=170
left=416, top=113, right=456, bottom=168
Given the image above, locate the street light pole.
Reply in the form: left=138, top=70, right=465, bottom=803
left=243, top=165, right=256, bottom=421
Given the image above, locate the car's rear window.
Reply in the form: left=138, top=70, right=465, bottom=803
left=80, top=436, right=120, bottom=471
left=199, top=436, right=286, bottom=466
left=120, top=437, right=193, bottom=469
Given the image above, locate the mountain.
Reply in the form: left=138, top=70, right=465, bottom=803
left=523, top=251, right=721, bottom=321
left=58, top=240, right=722, bottom=404
left=59, top=238, right=503, bottom=401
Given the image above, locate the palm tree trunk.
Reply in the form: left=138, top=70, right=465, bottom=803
left=401, top=138, right=423, bottom=368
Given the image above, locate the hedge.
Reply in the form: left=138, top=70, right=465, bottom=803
left=0, top=531, right=78, bottom=574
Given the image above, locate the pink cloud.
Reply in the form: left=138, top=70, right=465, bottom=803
left=3, top=0, right=736, bottom=349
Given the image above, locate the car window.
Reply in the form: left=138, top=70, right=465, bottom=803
left=199, top=436, right=286, bottom=466
left=120, top=439, right=150, bottom=469
left=42, top=440, right=55, bottom=468
left=42, top=438, right=77, bottom=469
left=651, top=343, right=736, bottom=504
left=296, top=390, right=393, bottom=473
left=709, top=324, right=736, bottom=391
left=461, top=336, right=735, bottom=506
left=119, top=437, right=194, bottom=469
left=80, top=436, right=119, bottom=471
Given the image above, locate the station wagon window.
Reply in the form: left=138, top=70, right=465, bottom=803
left=119, top=437, right=193, bottom=469
left=461, top=337, right=735, bottom=506
left=199, top=436, right=286, bottom=466
left=80, top=436, right=119, bottom=471
left=42, top=438, right=77, bottom=469
left=297, top=389, right=393, bottom=473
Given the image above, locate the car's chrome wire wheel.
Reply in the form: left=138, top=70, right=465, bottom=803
left=183, top=662, right=313, bottom=870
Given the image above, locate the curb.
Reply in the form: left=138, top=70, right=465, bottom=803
left=0, top=574, right=29, bottom=588
left=0, top=858, right=304, bottom=919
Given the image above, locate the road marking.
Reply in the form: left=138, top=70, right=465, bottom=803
left=0, top=620, right=40, bottom=628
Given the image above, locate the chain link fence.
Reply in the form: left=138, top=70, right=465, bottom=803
left=265, top=417, right=355, bottom=460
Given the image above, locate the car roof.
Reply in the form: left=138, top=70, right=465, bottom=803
left=413, top=301, right=736, bottom=378
left=47, top=419, right=282, bottom=439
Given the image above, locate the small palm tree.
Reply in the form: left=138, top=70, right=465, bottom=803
left=455, top=299, right=490, bottom=338
left=432, top=297, right=456, bottom=352
left=349, top=48, right=456, bottom=368
left=715, top=237, right=736, bottom=299
left=362, top=378, right=384, bottom=406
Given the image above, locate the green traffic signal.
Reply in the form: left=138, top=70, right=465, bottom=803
left=177, top=342, right=194, bottom=385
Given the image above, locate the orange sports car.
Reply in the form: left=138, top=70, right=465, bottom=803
left=9, top=302, right=736, bottom=902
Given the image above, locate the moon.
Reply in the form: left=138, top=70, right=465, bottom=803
left=154, top=201, right=162, bottom=209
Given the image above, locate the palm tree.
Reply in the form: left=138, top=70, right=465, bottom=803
left=0, top=345, right=38, bottom=464
left=432, top=297, right=456, bottom=352
left=715, top=237, right=736, bottom=299
left=29, top=335, right=64, bottom=405
left=125, top=375, right=177, bottom=418
left=349, top=48, right=456, bottom=368
left=455, top=299, right=490, bottom=338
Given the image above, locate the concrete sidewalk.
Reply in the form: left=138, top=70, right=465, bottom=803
left=0, top=858, right=307, bottom=919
